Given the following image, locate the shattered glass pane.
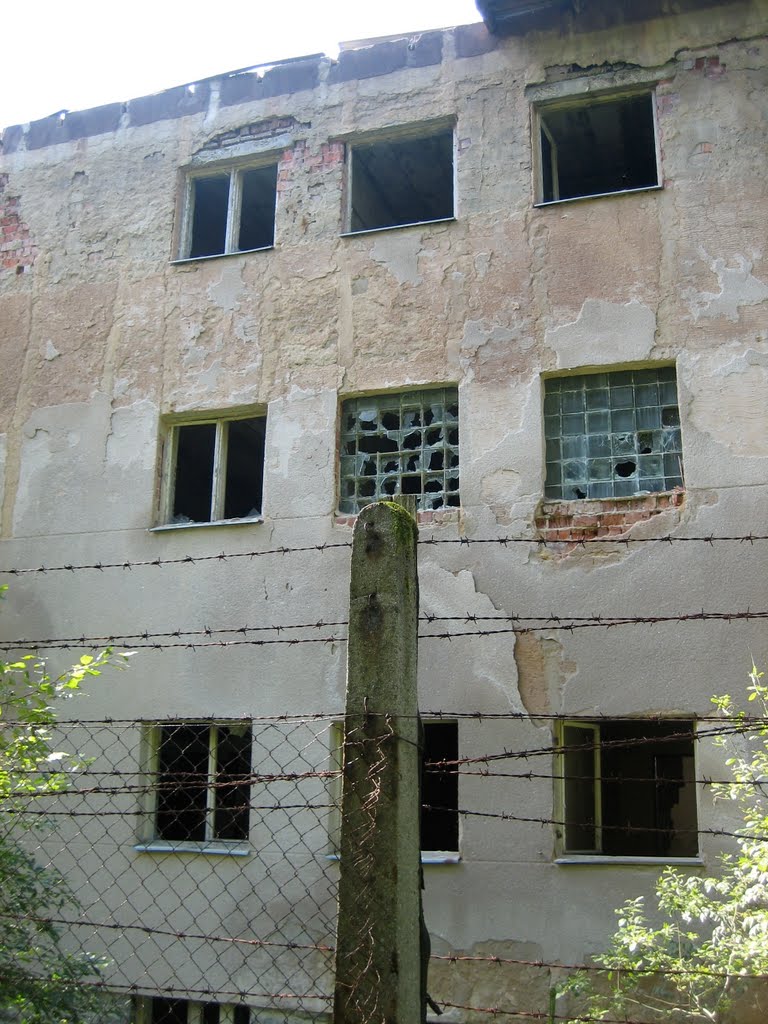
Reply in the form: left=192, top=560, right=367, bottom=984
left=339, top=388, right=460, bottom=513
left=543, top=368, right=683, bottom=499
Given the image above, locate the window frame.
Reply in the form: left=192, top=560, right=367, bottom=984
left=157, top=412, right=267, bottom=529
left=136, top=721, right=252, bottom=855
left=340, top=119, right=457, bottom=236
left=532, top=87, right=662, bottom=207
left=176, top=160, right=278, bottom=262
left=555, top=718, right=701, bottom=864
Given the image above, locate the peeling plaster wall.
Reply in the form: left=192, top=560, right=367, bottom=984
left=2, top=4, right=768, bottom=1019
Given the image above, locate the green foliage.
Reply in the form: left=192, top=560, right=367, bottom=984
left=562, top=666, right=768, bottom=1024
left=0, top=603, right=130, bottom=1023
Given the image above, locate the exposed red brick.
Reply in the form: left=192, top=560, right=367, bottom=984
left=0, top=173, right=37, bottom=273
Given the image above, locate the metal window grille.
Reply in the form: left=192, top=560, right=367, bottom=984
left=339, top=389, right=460, bottom=514
left=543, top=367, right=683, bottom=500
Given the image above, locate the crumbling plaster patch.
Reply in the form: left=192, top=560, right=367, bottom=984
left=686, top=253, right=768, bottom=322
left=0, top=434, right=6, bottom=531
left=369, top=231, right=423, bottom=285
left=685, top=347, right=768, bottom=459
left=264, top=388, right=336, bottom=519
left=207, top=261, right=246, bottom=312
left=450, top=319, right=520, bottom=380
left=418, top=562, right=525, bottom=712
left=545, top=299, right=657, bottom=369
left=14, top=396, right=158, bottom=536
left=513, top=634, right=577, bottom=718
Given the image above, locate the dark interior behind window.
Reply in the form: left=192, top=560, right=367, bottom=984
left=190, top=176, right=230, bottom=257
left=422, top=722, right=459, bottom=851
left=350, top=130, right=454, bottom=232
left=540, top=94, right=658, bottom=203
left=239, top=166, right=278, bottom=250
left=173, top=423, right=216, bottom=523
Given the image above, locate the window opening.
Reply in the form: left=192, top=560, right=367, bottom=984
left=538, top=93, right=658, bottom=203
left=168, top=415, right=266, bottom=525
left=153, top=723, right=252, bottom=843
left=543, top=366, right=683, bottom=500
left=151, top=1000, right=188, bottom=1024
left=558, top=720, right=697, bottom=857
left=185, top=164, right=277, bottom=259
left=339, top=389, right=459, bottom=514
left=144, top=999, right=250, bottom=1024
left=349, top=129, right=454, bottom=232
left=422, top=722, right=459, bottom=853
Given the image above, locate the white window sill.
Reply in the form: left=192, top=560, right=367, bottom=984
left=325, top=852, right=460, bottom=865
left=341, top=216, right=456, bottom=238
left=534, top=184, right=662, bottom=208
left=134, top=841, right=250, bottom=857
left=150, top=515, right=263, bottom=532
left=422, top=851, right=460, bottom=865
left=170, top=246, right=274, bottom=265
left=556, top=855, right=703, bottom=866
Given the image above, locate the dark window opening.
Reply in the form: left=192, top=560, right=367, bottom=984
left=239, top=165, right=278, bottom=250
left=151, top=999, right=189, bottom=1024
left=349, top=130, right=454, bottom=232
left=539, top=94, right=658, bottom=203
left=148, top=1000, right=250, bottom=1024
left=189, top=176, right=230, bottom=258
left=154, top=723, right=251, bottom=843
left=421, top=722, right=459, bottom=852
left=339, top=390, right=459, bottom=514
left=186, top=164, right=277, bottom=258
left=560, top=720, right=697, bottom=857
left=169, top=416, right=266, bottom=525
left=173, top=424, right=216, bottom=524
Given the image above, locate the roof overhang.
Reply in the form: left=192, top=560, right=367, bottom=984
left=476, top=0, right=743, bottom=35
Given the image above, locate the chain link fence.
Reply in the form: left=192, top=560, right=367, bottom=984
left=3, top=716, right=343, bottom=1023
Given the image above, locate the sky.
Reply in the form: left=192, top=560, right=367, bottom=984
left=1, top=1, right=482, bottom=130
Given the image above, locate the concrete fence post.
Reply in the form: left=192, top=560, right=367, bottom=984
left=333, top=500, right=422, bottom=1024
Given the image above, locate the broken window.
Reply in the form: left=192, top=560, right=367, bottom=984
left=181, top=163, right=278, bottom=259
left=543, top=367, right=683, bottom=500
left=347, top=128, right=454, bottom=232
left=536, top=93, right=659, bottom=204
left=557, top=719, right=697, bottom=858
left=330, top=720, right=459, bottom=856
left=163, top=414, right=266, bottom=525
left=138, top=997, right=250, bottom=1024
left=339, top=389, right=460, bottom=514
left=422, top=721, right=459, bottom=854
left=149, top=723, right=252, bottom=844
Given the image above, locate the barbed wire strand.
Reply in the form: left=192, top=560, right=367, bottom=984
left=1, top=530, right=767, bottom=575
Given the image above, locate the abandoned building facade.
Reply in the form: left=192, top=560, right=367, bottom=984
left=1, top=0, right=768, bottom=1020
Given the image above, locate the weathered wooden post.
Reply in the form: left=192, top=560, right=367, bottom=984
left=334, top=501, right=422, bottom=1024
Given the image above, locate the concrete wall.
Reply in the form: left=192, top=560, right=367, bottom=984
left=1, top=2, right=768, bottom=1020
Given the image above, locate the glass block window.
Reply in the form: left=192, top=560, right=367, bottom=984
left=340, top=389, right=459, bottom=514
left=544, top=367, right=683, bottom=500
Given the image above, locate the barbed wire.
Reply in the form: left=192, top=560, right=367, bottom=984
left=6, top=913, right=768, bottom=983
left=435, top=1001, right=684, bottom=1024
left=0, top=913, right=333, bottom=953
left=432, top=952, right=768, bottom=980
left=3, top=608, right=767, bottom=651
left=2, top=711, right=766, bottom=728
left=2, top=608, right=766, bottom=652
left=1, top=530, right=766, bottom=575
